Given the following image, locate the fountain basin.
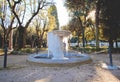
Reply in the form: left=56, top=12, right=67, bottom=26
left=27, top=51, right=92, bottom=67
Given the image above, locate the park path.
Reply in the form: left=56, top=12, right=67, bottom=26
left=0, top=55, right=28, bottom=68
left=0, top=53, right=120, bottom=82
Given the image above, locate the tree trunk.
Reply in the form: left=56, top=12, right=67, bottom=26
left=82, top=27, right=85, bottom=47
left=8, top=29, right=13, bottom=50
left=95, top=0, right=100, bottom=49
left=3, top=30, right=7, bottom=48
left=0, top=34, right=2, bottom=48
left=109, top=38, right=113, bottom=49
left=13, top=28, right=18, bottom=49
left=2, top=36, right=4, bottom=48
left=78, top=17, right=85, bottom=48
left=115, top=40, right=118, bottom=48
left=18, top=26, right=26, bottom=49
left=77, top=35, right=80, bottom=47
left=108, top=37, right=113, bottom=66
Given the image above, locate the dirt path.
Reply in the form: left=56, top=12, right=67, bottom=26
left=0, top=53, right=120, bottom=82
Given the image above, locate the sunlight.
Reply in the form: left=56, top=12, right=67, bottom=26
left=86, top=10, right=95, bottom=22
left=34, top=76, right=52, bottom=82
left=34, top=79, right=49, bottom=82
left=94, top=67, right=120, bottom=81
left=54, top=0, right=69, bottom=27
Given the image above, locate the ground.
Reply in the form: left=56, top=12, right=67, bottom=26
left=0, top=52, right=120, bottom=82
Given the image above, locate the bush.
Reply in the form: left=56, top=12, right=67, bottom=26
left=71, top=46, right=106, bottom=53
left=11, top=48, right=36, bottom=55
left=20, top=48, right=34, bottom=53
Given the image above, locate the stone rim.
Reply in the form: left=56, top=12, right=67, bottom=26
left=27, top=51, right=92, bottom=67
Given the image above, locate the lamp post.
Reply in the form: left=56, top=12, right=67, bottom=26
left=3, top=41, right=8, bottom=68
left=108, top=46, right=113, bottom=66
left=2, top=24, right=8, bottom=68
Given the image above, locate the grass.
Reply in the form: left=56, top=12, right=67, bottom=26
left=11, top=47, right=48, bottom=55
left=71, top=45, right=120, bottom=54
left=1, top=46, right=119, bottom=55
left=0, top=49, right=4, bottom=56
left=71, top=46, right=108, bottom=54
left=0, top=49, right=11, bottom=56
left=0, top=65, right=28, bottom=70
left=20, top=48, right=35, bottom=53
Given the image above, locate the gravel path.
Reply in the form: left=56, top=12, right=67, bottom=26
left=0, top=53, right=120, bottom=82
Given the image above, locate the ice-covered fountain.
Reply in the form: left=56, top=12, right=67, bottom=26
left=27, top=30, right=92, bottom=66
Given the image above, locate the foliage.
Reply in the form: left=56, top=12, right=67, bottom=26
left=70, top=37, right=78, bottom=43
left=20, top=48, right=35, bottom=53
left=61, top=25, right=69, bottom=30
left=99, top=0, right=120, bottom=48
left=11, top=48, right=36, bottom=55
left=47, top=5, right=59, bottom=31
left=85, top=27, right=94, bottom=41
left=65, top=0, right=95, bottom=47
left=69, top=17, right=82, bottom=35
left=71, top=46, right=107, bottom=54
left=68, top=17, right=83, bottom=46
left=6, top=0, right=52, bottom=49
left=50, top=5, right=59, bottom=28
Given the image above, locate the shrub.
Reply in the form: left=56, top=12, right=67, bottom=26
left=20, top=48, right=34, bottom=53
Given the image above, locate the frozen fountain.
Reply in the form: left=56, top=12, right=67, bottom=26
left=27, top=30, right=92, bottom=66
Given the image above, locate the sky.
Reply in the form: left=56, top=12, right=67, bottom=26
left=54, top=0, right=69, bottom=27
left=22, top=0, right=70, bottom=27
left=0, top=0, right=69, bottom=28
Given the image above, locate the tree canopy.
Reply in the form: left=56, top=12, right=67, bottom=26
left=99, top=0, right=120, bottom=48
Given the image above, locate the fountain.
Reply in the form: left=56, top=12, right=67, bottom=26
left=27, top=0, right=91, bottom=66
left=47, top=30, right=70, bottom=60
left=27, top=30, right=92, bottom=66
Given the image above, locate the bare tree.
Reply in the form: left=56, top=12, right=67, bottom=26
left=7, top=0, right=52, bottom=49
left=31, top=12, right=48, bottom=48
left=0, top=0, right=16, bottom=49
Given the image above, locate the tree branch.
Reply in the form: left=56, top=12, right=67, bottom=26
left=25, top=1, right=46, bottom=28
left=7, top=0, right=22, bottom=26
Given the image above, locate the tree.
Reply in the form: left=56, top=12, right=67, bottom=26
left=97, top=0, right=120, bottom=67
left=47, top=5, right=59, bottom=31
left=50, top=5, right=59, bottom=29
left=0, top=0, right=16, bottom=49
left=100, top=0, right=120, bottom=48
left=7, top=0, right=52, bottom=49
left=0, top=0, right=18, bottom=68
left=65, top=0, right=92, bottom=47
left=68, top=17, right=82, bottom=47
left=85, top=26, right=95, bottom=41
left=30, top=9, right=48, bottom=47
left=95, top=0, right=101, bottom=49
